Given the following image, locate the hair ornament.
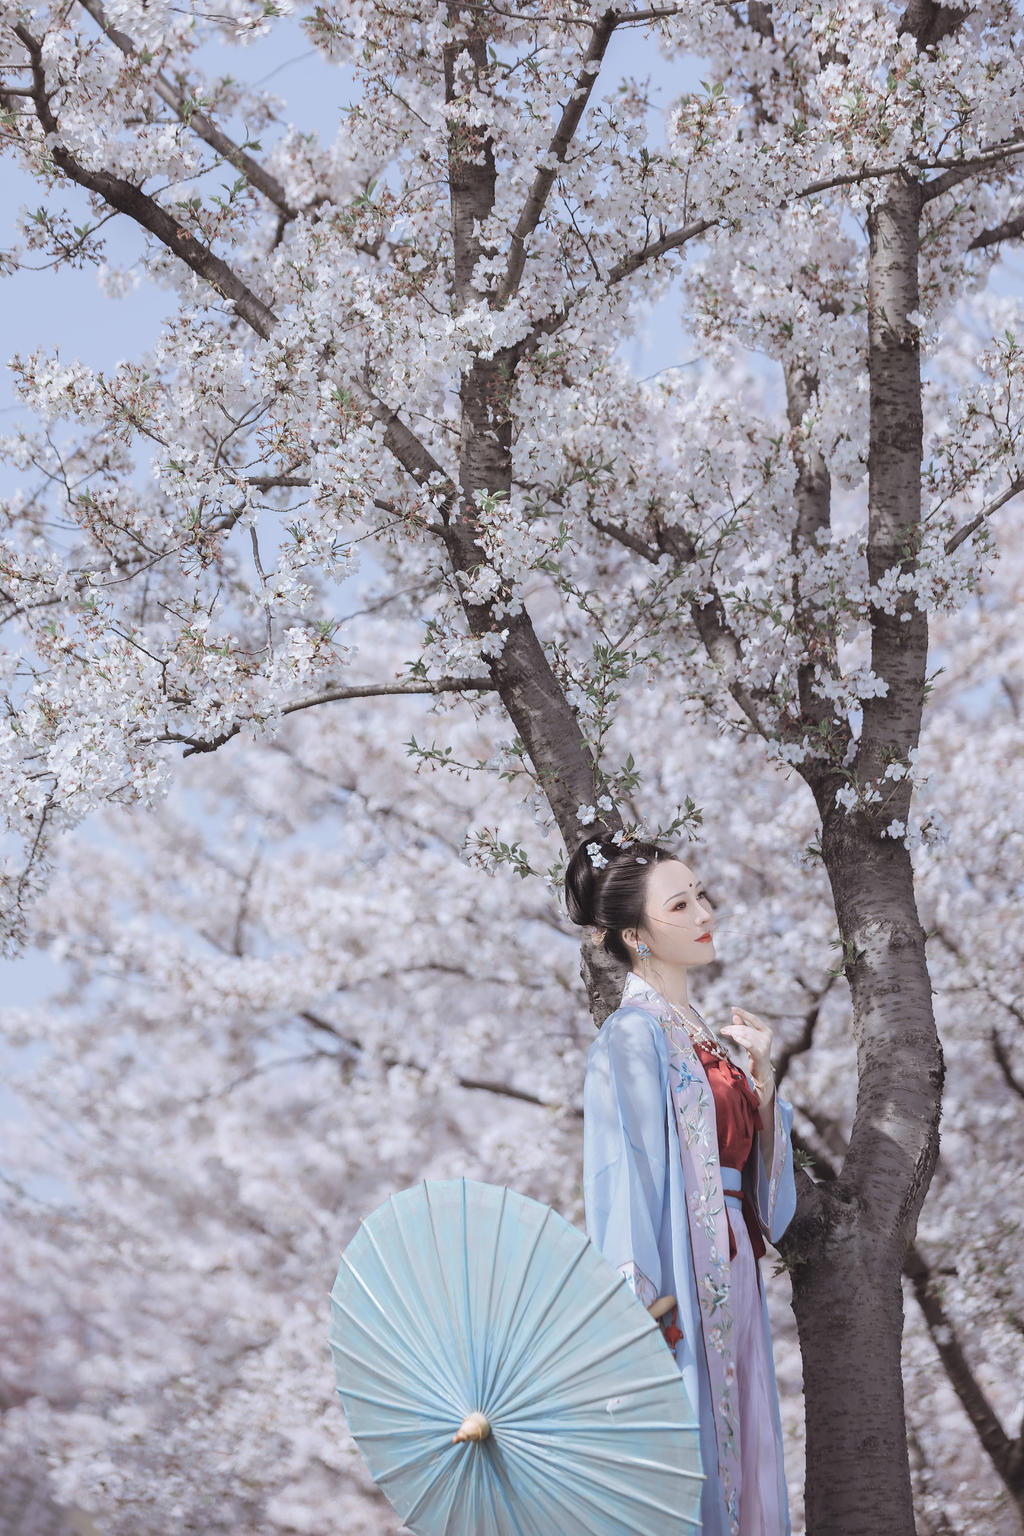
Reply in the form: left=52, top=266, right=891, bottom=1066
left=591, top=928, right=607, bottom=947
left=585, top=841, right=609, bottom=870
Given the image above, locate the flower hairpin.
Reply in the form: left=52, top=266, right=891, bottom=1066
left=586, top=841, right=609, bottom=870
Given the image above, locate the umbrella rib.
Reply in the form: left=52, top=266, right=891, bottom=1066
left=398, top=1426, right=482, bottom=1530
left=478, top=1440, right=531, bottom=1536
left=476, top=1181, right=509, bottom=1411
left=361, top=1433, right=467, bottom=1483
left=498, top=1415, right=702, bottom=1437
left=513, top=1233, right=591, bottom=1351
left=443, top=1443, right=484, bottom=1536
left=490, top=1288, right=654, bottom=1419
left=330, top=1290, right=460, bottom=1409
left=337, top=1382, right=464, bottom=1421
left=407, top=1184, right=473, bottom=1398
left=497, top=1364, right=689, bottom=1424
left=503, top=1439, right=701, bottom=1535
left=332, top=1254, right=464, bottom=1415
left=354, top=1427, right=460, bottom=1441
left=495, top=1431, right=704, bottom=1528
left=332, top=1352, right=460, bottom=1421
left=500, top=1424, right=706, bottom=1487
left=458, top=1178, right=481, bottom=1400
left=484, top=1242, right=610, bottom=1418
left=497, top=1451, right=594, bottom=1536
left=494, top=1327, right=675, bottom=1419
left=478, top=1197, right=552, bottom=1410
left=369, top=1196, right=469, bottom=1407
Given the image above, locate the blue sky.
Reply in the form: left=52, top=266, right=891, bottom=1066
left=1, top=17, right=1020, bottom=1007
left=0, top=16, right=708, bottom=1011
left=0, top=16, right=699, bottom=456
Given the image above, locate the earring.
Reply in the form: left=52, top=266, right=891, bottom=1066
left=637, top=941, right=651, bottom=957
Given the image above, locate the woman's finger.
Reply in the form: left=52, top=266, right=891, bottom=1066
left=722, top=1024, right=764, bottom=1047
left=730, top=1009, right=771, bottom=1033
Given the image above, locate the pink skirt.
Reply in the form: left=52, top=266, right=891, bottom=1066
left=725, top=1198, right=790, bottom=1536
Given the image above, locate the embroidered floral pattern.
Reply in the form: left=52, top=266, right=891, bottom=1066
left=702, top=1276, right=732, bottom=1317
left=621, top=972, right=741, bottom=1535
left=617, top=1260, right=657, bottom=1310
left=674, top=1058, right=697, bottom=1093
left=767, top=1092, right=787, bottom=1223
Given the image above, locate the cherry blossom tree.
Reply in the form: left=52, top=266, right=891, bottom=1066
left=2, top=576, right=1022, bottom=1534
left=2, top=1, right=1023, bottom=1532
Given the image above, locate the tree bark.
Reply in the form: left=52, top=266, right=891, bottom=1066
left=789, top=829, right=940, bottom=1536
left=783, top=169, right=943, bottom=1536
left=440, top=9, right=623, bottom=1014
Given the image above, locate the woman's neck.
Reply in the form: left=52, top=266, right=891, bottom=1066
left=631, top=964, right=695, bottom=1016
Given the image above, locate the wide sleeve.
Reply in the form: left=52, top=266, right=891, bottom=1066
left=582, top=1008, right=669, bottom=1310
left=750, top=1086, right=797, bottom=1244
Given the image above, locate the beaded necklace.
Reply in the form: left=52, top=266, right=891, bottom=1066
left=666, top=999, right=732, bottom=1063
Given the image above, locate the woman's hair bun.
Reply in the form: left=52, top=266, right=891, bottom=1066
left=564, top=833, right=613, bottom=927
left=564, top=831, right=673, bottom=968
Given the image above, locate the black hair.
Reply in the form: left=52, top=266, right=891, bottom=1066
left=564, top=833, right=676, bottom=968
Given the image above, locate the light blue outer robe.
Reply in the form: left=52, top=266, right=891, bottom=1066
left=582, top=977, right=797, bottom=1535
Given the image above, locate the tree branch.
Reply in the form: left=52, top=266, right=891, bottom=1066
left=154, top=675, right=496, bottom=757
left=586, top=512, right=662, bottom=561
left=585, top=509, right=773, bottom=737
left=246, top=474, right=312, bottom=490
left=774, top=972, right=838, bottom=1087
left=506, top=136, right=1024, bottom=371
left=297, top=1008, right=576, bottom=1112
left=656, top=522, right=772, bottom=734
left=944, top=474, right=1024, bottom=555
left=606, top=217, right=716, bottom=286
left=903, top=1240, right=1023, bottom=1497
left=12, top=23, right=277, bottom=339
left=921, top=137, right=1024, bottom=204
left=991, top=1026, right=1024, bottom=1102
left=13, top=23, right=462, bottom=527
left=76, top=0, right=299, bottom=220
left=968, top=207, right=1024, bottom=250
left=496, top=7, right=620, bottom=305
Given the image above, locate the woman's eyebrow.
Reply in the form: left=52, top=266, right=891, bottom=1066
left=663, top=885, right=704, bottom=905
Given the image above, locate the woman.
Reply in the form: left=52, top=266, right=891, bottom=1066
left=566, top=834, right=796, bottom=1536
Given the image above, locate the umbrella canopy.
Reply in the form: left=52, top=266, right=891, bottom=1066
left=329, top=1177, right=703, bottom=1536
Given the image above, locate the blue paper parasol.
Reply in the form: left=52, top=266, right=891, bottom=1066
left=329, top=1177, right=703, bottom=1535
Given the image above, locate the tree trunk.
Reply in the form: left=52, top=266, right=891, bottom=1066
left=783, top=168, right=943, bottom=1536
left=441, top=8, right=620, bottom=871
left=791, top=1216, right=915, bottom=1534
left=788, top=819, right=941, bottom=1535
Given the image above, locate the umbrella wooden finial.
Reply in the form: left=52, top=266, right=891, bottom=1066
left=647, top=1294, right=677, bottom=1321
left=453, top=1411, right=491, bottom=1445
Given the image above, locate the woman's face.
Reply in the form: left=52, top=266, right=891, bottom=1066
left=631, top=858, right=715, bottom=969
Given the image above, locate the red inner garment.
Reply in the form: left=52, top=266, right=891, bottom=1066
left=693, top=1041, right=767, bottom=1262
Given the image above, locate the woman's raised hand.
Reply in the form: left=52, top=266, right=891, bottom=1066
left=720, top=1006, right=775, bottom=1107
